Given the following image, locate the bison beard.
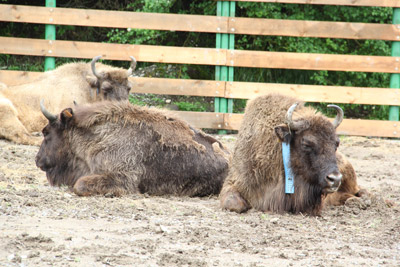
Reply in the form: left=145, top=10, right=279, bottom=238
left=219, top=93, right=365, bottom=215
left=35, top=101, right=229, bottom=197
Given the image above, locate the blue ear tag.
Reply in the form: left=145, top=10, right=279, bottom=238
left=282, top=142, right=295, bottom=194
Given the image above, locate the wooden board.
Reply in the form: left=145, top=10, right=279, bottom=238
left=130, top=77, right=225, bottom=97
left=230, top=17, right=399, bottom=41
left=1, top=5, right=397, bottom=41
left=229, top=50, right=400, bottom=73
left=0, top=4, right=228, bottom=33
left=226, top=81, right=400, bottom=106
left=3, top=37, right=400, bottom=73
left=222, top=0, right=400, bottom=7
left=0, top=70, right=43, bottom=86
left=173, top=111, right=399, bottom=138
left=173, top=111, right=225, bottom=129
left=221, top=113, right=400, bottom=138
left=2, top=71, right=399, bottom=106
left=0, top=37, right=226, bottom=65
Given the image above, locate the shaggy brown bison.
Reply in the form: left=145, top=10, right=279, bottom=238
left=0, top=56, right=136, bottom=146
left=220, top=93, right=364, bottom=215
left=36, top=100, right=229, bottom=197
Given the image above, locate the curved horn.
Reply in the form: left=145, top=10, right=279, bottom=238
left=126, top=56, right=137, bottom=76
left=327, top=104, right=344, bottom=128
left=91, top=55, right=102, bottom=79
left=40, top=99, right=57, bottom=123
left=285, top=102, right=303, bottom=130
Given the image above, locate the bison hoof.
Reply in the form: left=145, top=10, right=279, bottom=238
left=220, top=191, right=250, bottom=213
left=355, top=188, right=369, bottom=198
left=73, top=179, right=94, bottom=196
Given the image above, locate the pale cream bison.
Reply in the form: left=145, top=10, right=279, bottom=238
left=0, top=56, right=136, bottom=145
left=220, top=93, right=366, bottom=216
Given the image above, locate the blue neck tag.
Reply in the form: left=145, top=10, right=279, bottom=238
left=282, top=142, right=295, bottom=194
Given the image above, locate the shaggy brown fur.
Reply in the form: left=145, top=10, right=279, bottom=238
left=0, top=60, right=133, bottom=145
left=220, top=93, right=365, bottom=215
left=35, top=101, right=230, bottom=197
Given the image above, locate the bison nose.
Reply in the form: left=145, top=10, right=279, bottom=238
left=325, top=172, right=342, bottom=192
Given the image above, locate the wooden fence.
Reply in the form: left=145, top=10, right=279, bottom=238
left=0, top=1, right=399, bottom=137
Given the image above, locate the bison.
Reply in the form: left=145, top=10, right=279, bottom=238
left=220, top=93, right=365, bottom=215
left=35, top=100, right=230, bottom=197
left=0, top=56, right=136, bottom=145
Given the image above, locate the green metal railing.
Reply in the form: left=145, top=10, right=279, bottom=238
left=44, top=0, right=56, bottom=71
left=389, top=8, right=400, bottom=122
left=215, top=1, right=235, bottom=133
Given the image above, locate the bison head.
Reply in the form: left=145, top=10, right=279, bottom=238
left=86, top=55, right=137, bottom=101
left=274, top=103, right=343, bottom=194
left=36, top=100, right=76, bottom=186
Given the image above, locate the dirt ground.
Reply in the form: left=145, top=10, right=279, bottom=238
left=0, top=135, right=399, bottom=267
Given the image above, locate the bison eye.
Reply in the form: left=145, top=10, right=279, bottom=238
left=335, top=139, right=340, bottom=151
left=301, top=138, right=316, bottom=153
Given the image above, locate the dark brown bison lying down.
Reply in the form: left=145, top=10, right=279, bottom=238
left=220, top=93, right=366, bottom=215
left=36, top=101, right=230, bottom=197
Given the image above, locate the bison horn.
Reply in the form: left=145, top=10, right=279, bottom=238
left=327, top=104, right=344, bottom=128
left=40, top=99, right=57, bottom=123
left=91, top=55, right=102, bottom=79
left=126, top=56, right=137, bottom=76
left=285, top=102, right=303, bottom=131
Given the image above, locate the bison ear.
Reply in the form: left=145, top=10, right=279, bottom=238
left=274, top=124, right=292, bottom=143
left=86, top=75, right=99, bottom=88
left=60, top=108, right=74, bottom=124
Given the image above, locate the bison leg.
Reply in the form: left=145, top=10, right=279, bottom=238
left=73, top=174, right=134, bottom=197
left=0, top=98, right=42, bottom=146
left=220, top=186, right=250, bottom=213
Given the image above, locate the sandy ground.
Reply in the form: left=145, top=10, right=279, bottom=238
left=0, top=135, right=399, bottom=267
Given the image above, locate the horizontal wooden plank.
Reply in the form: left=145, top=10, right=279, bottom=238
left=335, top=119, right=400, bottom=137
left=0, top=4, right=228, bottom=33
left=229, top=50, right=400, bottom=73
left=2, top=71, right=399, bottom=106
left=174, top=111, right=225, bottom=129
left=230, top=17, right=399, bottom=41
left=3, top=37, right=400, bottom=73
left=1, top=5, right=396, bottom=41
left=0, top=70, right=43, bottom=86
left=223, top=0, right=400, bottom=7
left=175, top=111, right=400, bottom=138
left=226, top=81, right=400, bottom=106
left=130, top=77, right=225, bottom=97
left=0, top=37, right=226, bottom=65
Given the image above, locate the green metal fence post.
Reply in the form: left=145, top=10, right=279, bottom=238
left=227, top=2, right=235, bottom=114
left=389, top=8, right=400, bottom=121
left=44, top=0, right=56, bottom=71
left=216, top=1, right=235, bottom=133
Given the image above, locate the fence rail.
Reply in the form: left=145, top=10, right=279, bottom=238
left=2, top=37, right=399, bottom=73
left=1, top=4, right=398, bottom=40
left=0, top=3, right=399, bottom=138
left=2, top=71, right=400, bottom=107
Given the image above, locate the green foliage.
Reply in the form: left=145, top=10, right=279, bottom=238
left=129, top=93, right=212, bottom=112
left=129, top=94, right=165, bottom=107
left=175, top=101, right=207, bottom=112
